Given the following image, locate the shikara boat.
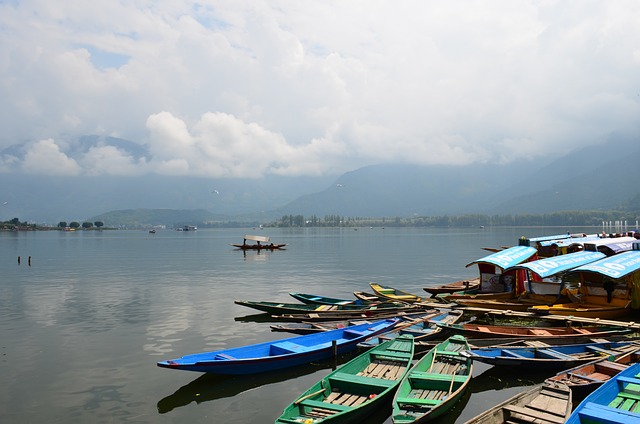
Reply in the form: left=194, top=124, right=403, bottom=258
left=357, top=309, right=464, bottom=350
left=437, top=322, right=633, bottom=340
left=547, top=351, right=637, bottom=398
left=231, top=234, right=287, bottom=250
left=530, top=247, right=640, bottom=319
left=370, top=282, right=427, bottom=303
left=392, top=335, right=472, bottom=423
left=422, top=278, right=480, bottom=297
left=459, top=340, right=639, bottom=370
left=566, top=362, right=640, bottom=424
left=234, top=299, right=409, bottom=315
left=463, top=380, right=572, bottom=424
left=275, top=334, right=414, bottom=423
left=289, top=292, right=373, bottom=306
left=157, top=318, right=398, bottom=375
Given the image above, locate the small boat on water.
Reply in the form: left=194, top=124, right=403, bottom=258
left=275, top=334, right=414, bottom=423
left=231, top=234, right=286, bottom=250
left=271, top=308, right=430, bottom=322
left=460, top=340, right=639, bottom=370
left=392, top=335, right=472, bottom=423
left=157, top=318, right=398, bottom=375
left=289, top=292, right=374, bottom=306
left=463, top=380, right=572, bottom=424
left=234, top=299, right=411, bottom=316
left=370, top=282, right=427, bottom=303
left=357, top=309, right=464, bottom=351
left=566, top=362, right=640, bottom=424
left=436, top=322, right=634, bottom=340
left=422, top=278, right=480, bottom=297
left=547, top=350, right=638, bottom=398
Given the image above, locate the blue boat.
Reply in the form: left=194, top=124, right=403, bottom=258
left=459, top=340, right=639, bottom=370
left=157, top=318, right=398, bottom=375
left=566, top=362, right=640, bottom=423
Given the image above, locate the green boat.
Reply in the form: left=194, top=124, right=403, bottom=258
left=392, top=335, right=472, bottom=423
left=275, top=334, right=414, bottom=423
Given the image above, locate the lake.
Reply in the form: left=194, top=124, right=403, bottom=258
left=1, top=226, right=563, bottom=423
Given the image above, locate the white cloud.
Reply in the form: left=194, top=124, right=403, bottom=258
left=21, top=139, right=82, bottom=176
left=0, top=1, right=638, bottom=177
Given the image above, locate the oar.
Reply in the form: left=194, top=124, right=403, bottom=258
left=294, top=387, right=327, bottom=405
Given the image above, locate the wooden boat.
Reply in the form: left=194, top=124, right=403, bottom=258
left=231, top=234, right=287, bottom=250
left=463, top=380, right=572, bottom=424
left=436, top=322, right=634, bottom=340
left=353, top=291, right=382, bottom=302
left=271, top=307, right=428, bottom=322
left=547, top=350, right=638, bottom=398
left=289, top=292, right=374, bottom=306
left=270, top=319, right=374, bottom=335
left=459, top=340, right=639, bottom=370
left=529, top=302, right=632, bottom=320
left=357, top=309, right=465, bottom=350
left=234, top=299, right=409, bottom=315
left=156, top=318, right=398, bottom=375
left=566, top=362, right=640, bottom=424
left=391, top=335, right=472, bottom=423
left=422, top=278, right=480, bottom=297
left=370, top=282, right=427, bottom=303
left=275, top=334, right=414, bottom=423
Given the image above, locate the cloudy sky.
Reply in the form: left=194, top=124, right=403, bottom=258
left=1, top=1, right=639, bottom=178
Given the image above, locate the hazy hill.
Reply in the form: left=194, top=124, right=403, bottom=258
left=1, top=134, right=638, bottom=226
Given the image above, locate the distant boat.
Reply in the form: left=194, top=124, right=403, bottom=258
left=176, top=225, right=197, bottom=231
left=231, top=234, right=287, bottom=250
left=149, top=229, right=156, bottom=234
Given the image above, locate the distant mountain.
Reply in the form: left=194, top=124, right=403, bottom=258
left=1, top=134, right=638, bottom=226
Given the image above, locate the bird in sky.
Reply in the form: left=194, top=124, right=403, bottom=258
left=211, top=189, right=220, bottom=195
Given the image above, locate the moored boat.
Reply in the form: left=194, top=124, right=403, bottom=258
left=460, top=340, right=639, bottom=370
left=370, top=282, right=427, bottom=303
left=422, top=278, right=480, bottom=297
left=392, top=335, right=472, bottom=423
left=463, top=380, right=572, bottom=424
left=231, top=234, right=287, bottom=250
left=275, top=334, right=414, bottom=423
left=437, top=322, right=633, bottom=340
left=157, top=318, right=398, bottom=375
left=234, top=299, right=412, bottom=316
left=289, top=292, right=374, bottom=306
left=566, top=362, right=640, bottom=424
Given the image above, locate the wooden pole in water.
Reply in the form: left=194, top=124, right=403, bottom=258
left=332, top=340, right=337, bottom=358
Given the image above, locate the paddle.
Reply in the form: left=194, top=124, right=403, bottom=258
left=294, top=387, right=327, bottom=405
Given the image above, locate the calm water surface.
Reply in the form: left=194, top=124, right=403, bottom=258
left=1, top=227, right=557, bottom=423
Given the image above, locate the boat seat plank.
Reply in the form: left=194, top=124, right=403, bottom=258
left=270, top=341, right=314, bottom=355
left=214, top=353, right=235, bottom=360
left=537, top=348, right=574, bottom=360
left=342, top=329, right=366, bottom=339
left=409, top=372, right=468, bottom=383
left=503, top=405, right=566, bottom=424
left=372, top=350, right=411, bottom=360
left=586, top=345, right=617, bottom=356
left=298, top=399, right=351, bottom=412
left=530, top=329, right=553, bottom=336
left=579, top=402, right=640, bottom=424
left=501, top=349, right=527, bottom=359
left=395, top=396, right=440, bottom=406
left=329, top=372, right=396, bottom=388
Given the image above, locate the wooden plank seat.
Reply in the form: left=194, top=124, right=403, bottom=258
left=586, top=345, right=617, bottom=356
left=409, top=372, right=468, bottom=383
left=395, top=396, right=440, bottom=406
left=503, top=405, right=565, bottom=424
left=214, top=353, right=235, bottom=360
left=579, top=402, right=640, bottom=423
left=329, top=372, right=396, bottom=389
left=501, top=349, right=527, bottom=359
left=297, top=399, right=351, bottom=412
left=372, top=350, right=411, bottom=360
left=536, top=348, right=575, bottom=360
left=530, top=329, right=552, bottom=336
left=342, top=329, right=366, bottom=339
left=270, top=341, right=314, bottom=355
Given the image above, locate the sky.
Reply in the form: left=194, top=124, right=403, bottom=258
left=0, top=0, right=639, bottom=179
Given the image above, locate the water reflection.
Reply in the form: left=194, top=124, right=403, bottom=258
left=157, top=355, right=354, bottom=414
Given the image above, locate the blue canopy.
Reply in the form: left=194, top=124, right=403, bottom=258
left=507, top=251, right=606, bottom=279
left=538, top=235, right=599, bottom=248
left=566, top=250, right=640, bottom=279
left=466, top=246, right=537, bottom=270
